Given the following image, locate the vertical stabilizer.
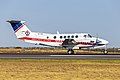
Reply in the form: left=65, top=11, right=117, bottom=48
left=7, top=20, right=31, bottom=38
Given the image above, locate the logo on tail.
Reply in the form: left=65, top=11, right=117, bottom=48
left=25, top=30, right=30, bottom=36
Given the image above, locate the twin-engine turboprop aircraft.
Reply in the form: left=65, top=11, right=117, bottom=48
left=7, top=20, right=109, bottom=54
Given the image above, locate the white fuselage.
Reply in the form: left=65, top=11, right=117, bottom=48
left=19, top=32, right=108, bottom=49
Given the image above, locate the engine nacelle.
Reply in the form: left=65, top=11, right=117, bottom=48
left=72, top=46, right=79, bottom=49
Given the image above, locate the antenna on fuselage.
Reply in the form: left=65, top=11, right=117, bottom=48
left=57, top=31, right=60, bottom=34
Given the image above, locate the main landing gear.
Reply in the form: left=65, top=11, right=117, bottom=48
left=67, top=49, right=74, bottom=54
left=104, top=45, right=108, bottom=54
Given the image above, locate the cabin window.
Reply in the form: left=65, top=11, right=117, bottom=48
left=47, top=36, right=49, bottom=39
left=84, top=35, right=87, bottom=38
left=64, top=36, right=66, bottom=38
left=53, top=36, right=56, bottom=39
left=71, top=35, right=74, bottom=38
left=75, top=35, right=78, bottom=38
left=60, top=36, right=62, bottom=39
left=68, top=36, right=70, bottom=38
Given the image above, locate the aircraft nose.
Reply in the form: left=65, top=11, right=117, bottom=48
left=100, top=39, right=109, bottom=45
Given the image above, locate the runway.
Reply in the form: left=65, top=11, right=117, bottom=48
left=0, top=54, right=120, bottom=60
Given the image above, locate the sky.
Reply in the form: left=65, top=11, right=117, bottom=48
left=0, top=0, right=120, bottom=47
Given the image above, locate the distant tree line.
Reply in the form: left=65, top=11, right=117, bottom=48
left=0, top=47, right=120, bottom=52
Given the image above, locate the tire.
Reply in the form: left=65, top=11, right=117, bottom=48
left=104, top=50, right=108, bottom=54
left=67, top=49, right=74, bottom=54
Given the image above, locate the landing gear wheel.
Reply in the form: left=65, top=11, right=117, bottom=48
left=67, top=49, right=74, bottom=54
left=104, top=45, right=108, bottom=54
left=104, top=50, right=108, bottom=54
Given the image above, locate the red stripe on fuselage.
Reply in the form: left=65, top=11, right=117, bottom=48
left=19, top=37, right=94, bottom=46
left=19, top=37, right=63, bottom=42
left=15, top=24, right=25, bottom=32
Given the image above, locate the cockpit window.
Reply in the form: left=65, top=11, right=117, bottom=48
left=84, top=34, right=92, bottom=38
left=88, top=34, right=92, bottom=38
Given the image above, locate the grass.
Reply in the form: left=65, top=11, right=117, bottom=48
left=0, top=48, right=118, bottom=54
left=0, top=48, right=120, bottom=54
left=0, top=59, right=120, bottom=80
left=0, top=48, right=119, bottom=79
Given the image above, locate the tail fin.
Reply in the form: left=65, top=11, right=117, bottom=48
left=7, top=20, right=31, bottom=38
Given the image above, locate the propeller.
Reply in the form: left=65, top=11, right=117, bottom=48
left=95, top=34, right=101, bottom=45
left=90, top=34, right=101, bottom=46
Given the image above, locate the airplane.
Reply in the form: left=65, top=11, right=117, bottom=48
left=6, top=19, right=109, bottom=54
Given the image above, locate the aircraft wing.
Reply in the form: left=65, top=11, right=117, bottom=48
left=62, top=39, right=78, bottom=48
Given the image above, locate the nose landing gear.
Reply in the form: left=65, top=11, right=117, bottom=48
left=104, top=49, right=108, bottom=54
left=104, top=45, right=108, bottom=54
left=67, top=49, right=74, bottom=54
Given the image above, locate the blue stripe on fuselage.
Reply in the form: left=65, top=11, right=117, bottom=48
left=96, top=44, right=105, bottom=46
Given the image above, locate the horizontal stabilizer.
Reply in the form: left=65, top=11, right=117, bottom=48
left=6, top=20, right=25, bottom=23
